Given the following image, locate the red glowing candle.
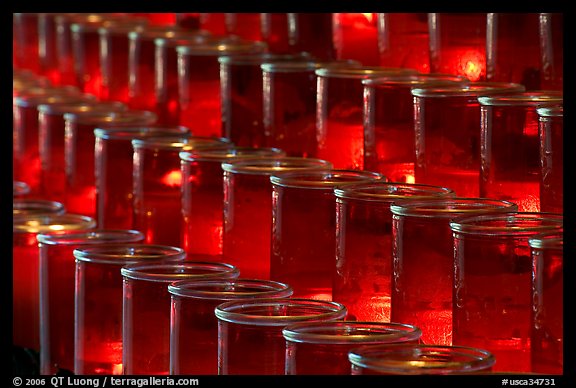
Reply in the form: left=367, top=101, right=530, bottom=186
left=537, top=105, right=563, bottom=214
left=287, top=13, right=336, bottom=61
left=13, top=13, right=40, bottom=72
left=12, top=213, right=96, bottom=351
left=333, top=13, right=379, bottom=66
left=38, top=13, right=62, bottom=85
left=479, top=92, right=563, bottom=212
left=74, top=244, right=186, bottom=375
left=260, top=13, right=291, bottom=54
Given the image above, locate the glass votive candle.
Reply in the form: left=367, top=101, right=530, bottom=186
left=176, top=39, right=268, bottom=137
left=180, top=146, right=286, bottom=259
left=450, top=212, right=563, bottom=373
left=332, top=13, right=379, bottom=66
left=348, top=344, right=495, bottom=375
left=121, top=261, right=240, bottom=375
left=38, top=100, right=127, bottom=202
left=128, top=27, right=210, bottom=111
left=64, top=109, right=158, bottom=218
left=14, top=181, right=31, bottom=198
left=13, top=199, right=66, bottom=216
left=390, top=198, right=518, bottom=346
left=284, top=321, right=422, bottom=375
left=333, top=182, right=455, bottom=322
left=376, top=13, right=430, bottom=73
left=539, top=13, right=563, bottom=91
left=38, top=13, right=64, bottom=85
left=225, top=13, right=262, bottom=41
left=529, top=231, right=563, bottom=374
left=363, top=74, right=467, bottom=183
left=13, top=13, right=40, bottom=72
left=428, top=13, right=488, bottom=81
left=222, top=157, right=333, bottom=279
left=13, top=213, right=96, bottom=351
left=132, top=135, right=232, bottom=247
left=94, top=126, right=192, bottom=229
left=169, top=278, right=293, bottom=375
left=411, top=82, right=525, bottom=197
left=479, top=92, right=563, bottom=212
left=260, top=13, right=291, bottom=54
left=287, top=13, right=336, bottom=60
left=216, top=298, right=348, bottom=375
left=537, top=105, right=563, bottom=214
left=316, top=66, right=418, bottom=170
left=270, top=170, right=383, bottom=300
left=74, top=243, right=186, bottom=375
left=220, top=53, right=311, bottom=147
left=37, top=229, right=144, bottom=375
left=154, top=33, right=211, bottom=126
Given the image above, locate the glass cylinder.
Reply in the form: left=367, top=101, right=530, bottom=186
left=450, top=212, right=563, bottom=372
left=390, top=198, right=518, bottom=346
left=537, top=105, right=563, bottom=214
left=333, top=182, right=455, bottom=322
left=37, top=229, right=144, bottom=375
left=225, top=13, right=262, bottom=41
left=221, top=157, right=333, bottom=279
left=121, top=261, right=240, bottom=375
left=132, top=136, right=232, bottom=247
left=74, top=244, right=186, bottom=375
left=13, top=13, right=40, bottom=72
left=428, top=13, right=487, bottom=81
left=529, top=231, right=563, bottom=374
left=220, top=53, right=311, bottom=147
left=38, top=100, right=127, bottom=202
left=363, top=74, right=467, bottom=183
left=316, top=66, right=417, bottom=170
left=180, top=147, right=286, bottom=259
left=38, top=13, right=63, bottom=85
left=169, top=278, right=293, bottom=375
left=284, top=321, right=422, bottom=375
left=14, top=181, right=31, bottom=198
left=13, top=213, right=96, bottom=351
left=349, top=344, right=495, bottom=375
left=176, top=39, right=268, bottom=137
left=270, top=170, right=382, bottom=300
left=199, top=13, right=227, bottom=36
left=539, top=13, right=563, bottom=91
left=287, top=13, right=336, bottom=60
left=377, top=13, right=430, bottom=73
left=260, top=13, right=291, bottom=54
left=13, top=199, right=66, bottom=216
left=215, top=298, right=347, bottom=375
left=333, top=13, right=379, bottom=66
left=479, top=92, right=563, bottom=212
left=64, top=109, right=158, bottom=218
left=94, top=126, right=192, bottom=229
left=411, top=82, right=525, bottom=197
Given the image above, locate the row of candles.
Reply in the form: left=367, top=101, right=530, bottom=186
left=13, top=12, right=563, bottom=376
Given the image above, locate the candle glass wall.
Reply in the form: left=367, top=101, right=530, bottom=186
left=537, top=105, right=563, bottom=214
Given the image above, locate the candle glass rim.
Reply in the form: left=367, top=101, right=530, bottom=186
left=129, top=26, right=211, bottom=41
left=179, top=147, right=286, bottom=162
left=73, top=244, right=186, bottom=265
left=218, top=52, right=312, bottom=65
left=37, top=229, right=144, bottom=245
left=411, top=82, right=525, bottom=98
left=64, top=110, right=157, bottom=125
left=94, top=125, right=191, bottom=140
left=120, top=261, right=240, bottom=282
left=13, top=214, right=96, bottom=233
left=362, top=73, right=468, bottom=87
left=449, top=212, right=563, bottom=237
left=221, top=157, right=333, bottom=175
left=282, top=321, right=422, bottom=345
left=334, top=182, right=455, bottom=202
left=315, top=66, right=418, bottom=79
left=132, top=136, right=232, bottom=150
left=38, top=100, right=126, bottom=115
left=15, top=93, right=95, bottom=108
left=70, top=16, right=147, bottom=32
left=269, top=169, right=383, bottom=190
left=154, top=34, right=209, bottom=48
left=168, top=278, right=293, bottom=300
left=175, top=40, right=267, bottom=56
left=261, top=59, right=362, bottom=73
left=13, top=181, right=31, bottom=196
left=13, top=199, right=66, bottom=216
left=478, top=92, right=563, bottom=107
left=528, top=230, right=563, bottom=249
left=389, top=198, right=518, bottom=219
left=537, top=105, right=563, bottom=118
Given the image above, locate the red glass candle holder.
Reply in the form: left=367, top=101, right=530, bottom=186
left=287, top=13, right=336, bottom=60
left=121, top=261, right=240, bottom=375
left=225, top=13, right=262, bottom=41
left=316, top=66, right=418, bottom=170
left=14, top=181, right=31, bottom=198
left=411, top=82, right=525, bottom=197
left=348, top=344, right=495, bottom=375
left=132, top=136, right=232, bottom=246
left=390, top=198, right=518, bottom=346
left=260, top=13, right=291, bottom=54
left=94, top=126, right=191, bottom=229
left=13, top=69, right=51, bottom=93
left=450, top=212, right=563, bottom=372
left=486, top=13, right=541, bottom=90
left=12, top=213, right=96, bottom=351
left=537, top=105, right=563, bottom=214
left=539, top=13, right=563, bottom=91
left=13, top=199, right=66, bottom=216
left=215, top=298, right=347, bottom=375
left=153, top=33, right=210, bottom=125
left=479, top=92, right=563, bottom=212
left=270, top=170, right=382, bottom=300
left=332, top=182, right=455, bottom=322
left=13, top=13, right=40, bottom=72
left=38, top=100, right=127, bottom=202
left=333, top=13, right=379, bottom=66
left=221, top=157, right=333, bottom=279
left=284, top=321, right=422, bottom=375
left=199, top=13, right=227, bottom=36
left=169, top=278, right=293, bottom=375
left=376, top=13, right=430, bottom=73
left=529, top=231, right=563, bottom=374
left=38, top=13, right=62, bottom=85
left=64, top=109, right=157, bottom=218
left=37, top=229, right=144, bottom=375
left=74, top=244, right=186, bottom=375
left=175, top=13, right=200, bottom=30
left=428, top=13, right=488, bottom=81
left=180, top=147, right=286, bottom=258
left=220, top=53, right=311, bottom=147
left=176, top=39, right=268, bottom=137
left=363, top=74, right=467, bottom=183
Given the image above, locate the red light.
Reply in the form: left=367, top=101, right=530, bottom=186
left=161, top=170, right=182, bottom=187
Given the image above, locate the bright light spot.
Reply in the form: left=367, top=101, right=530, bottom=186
left=161, top=170, right=182, bottom=187
left=361, top=13, right=374, bottom=23
left=405, top=174, right=415, bottom=184
left=456, top=50, right=485, bottom=82
left=112, top=363, right=123, bottom=375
